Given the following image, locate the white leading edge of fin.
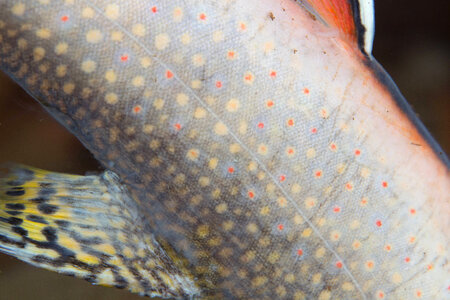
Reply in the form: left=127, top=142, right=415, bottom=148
left=359, top=0, right=375, bottom=55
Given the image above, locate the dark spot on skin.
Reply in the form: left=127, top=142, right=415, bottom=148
left=293, top=49, right=298, bottom=54
left=114, top=276, right=128, bottom=289
left=84, top=274, right=97, bottom=283
left=6, top=203, right=25, bottom=210
left=6, top=189, right=25, bottom=197
left=8, top=217, right=23, bottom=226
left=38, top=187, right=56, bottom=197
left=37, top=203, right=58, bottom=214
left=12, top=226, right=28, bottom=237
left=27, top=215, right=49, bottom=224
left=39, top=182, right=52, bottom=188
left=42, top=227, right=57, bottom=242
left=6, top=210, right=22, bottom=216
left=55, top=220, right=70, bottom=227
left=268, top=12, right=275, bottom=21
left=0, top=234, right=26, bottom=248
left=31, top=197, right=48, bottom=204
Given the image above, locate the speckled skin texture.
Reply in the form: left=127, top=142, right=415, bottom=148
left=0, top=0, right=449, bottom=299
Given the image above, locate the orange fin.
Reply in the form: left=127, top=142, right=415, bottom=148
left=298, top=0, right=374, bottom=55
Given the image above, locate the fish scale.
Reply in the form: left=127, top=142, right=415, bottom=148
left=0, top=0, right=449, bottom=299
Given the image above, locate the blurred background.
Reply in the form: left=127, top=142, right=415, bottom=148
left=0, top=1, right=448, bottom=299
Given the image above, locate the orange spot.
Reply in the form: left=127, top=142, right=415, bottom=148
left=166, top=70, right=173, bottom=79
left=296, top=249, right=303, bottom=256
left=303, top=88, right=309, bottom=94
left=336, top=261, right=343, bottom=268
left=257, top=122, right=264, bottom=129
left=345, top=182, right=353, bottom=191
left=248, top=191, right=255, bottom=199
left=174, top=123, right=181, bottom=131
left=376, top=220, right=382, bottom=227
left=215, top=81, right=222, bottom=88
left=270, top=70, right=277, bottom=77
left=378, top=291, right=385, bottom=299
left=199, top=13, right=206, bottom=21
left=384, top=244, right=391, bottom=252
left=409, top=236, right=416, bottom=243
left=244, top=74, right=253, bottom=81
left=133, top=105, right=142, bottom=114
left=277, top=224, right=284, bottom=231
left=287, top=148, right=294, bottom=155
left=287, top=119, right=294, bottom=126
left=366, top=261, right=374, bottom=269
left=360, top=198, right=368, bottom=205
left=315, top=170, right=322, bottom=178
left=427, top=264, right=433, bottom=270
left=410, top=208, right=416, bottom=215
left=333, top=206, right=340, bottom=213
left=382, top=181, right=388, bottom=188
left=228, top=167, right=234, bottom=173
left=416, top=290, right=422, bottom=298
left=311, top=127, right=317, bottom=134
left=355, top=149, right=361, bottom=156
left=227, top=51, right=235, bottom=59
left=266, top=100, right=274, bottom=108
left=151, top=6, right=157, bottom=13
left=61, top=15, right=69, bottom=22
left=120, top=54, right=129, bottom=62
left=405, top=257, right=410, bottom=263
left=330, top=143, right=337, bottom=151
left=239, top=22, right=247, bottom=31
left=279, top=175, right=286, bottom=182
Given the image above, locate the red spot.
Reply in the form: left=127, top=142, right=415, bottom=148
left=277, top=224, right=284, bottom=231
left=335, top=261, right=343, bottom=268
left=174, top=123, right=181, bottom=131
left=311, top=127, right=317, bottom=134
left=405, top=257, right=410, bottom=263
left=416, top=290, right=422, bottom=298
left=227, top=51, right=235, bottom=59
left=360, top=198, right=368, bottom=205
left=228, top=167, right=234, bottom=173
left=287, top=119, right=294, bottom=126
left=333, top=206, right=341, bottom=213
left=239, top=22, right=247, bottom=30
left=378, top=291, right=385, bottom=299
left=120, top=54, right=129, bottom=62
left=166, top=70, right=173, bottom=79
left=345, top=182, right=353, bottom=190
left=270, top=70, right=277, bottom=77
left=303, top=88, right=309, bottom=94
left=266, top=100, right=274, bottom=108
left=151, top=6, right=157, bottom=13
left=330, top=143, right=337, bottom=151
left=427, top=264, right=433, bottom=270
left=385, top=244, right=391, bottom=251
left=133, top=105, right=142, bottom=114
left=279, top=175, right=286, bottom=182
left=257, top=122, right=264, bottom=129
left=376, top=220, right=382, bottom=227
left=296, top=249, right=303, bottom=256
left=244, top=74, right=253, bottom=81
left=355, top=149, right=361, bottom=156
left=199, top=13, right=206, bottom=21
left=287, top=148, right=294, bottom=155
left=60, top=15, right=69, bottom=22
left=382, top=181, right=388, bottom=188
left=215, top=81, right=222, bottom=88
left=315, top=170, right=322, bottom=178
left=410, top=208, right=416, bottom=215
left=248, top=191, right=255, bottom=199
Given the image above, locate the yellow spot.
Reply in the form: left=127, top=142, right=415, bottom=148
left=105, top=4, right=120, bottom=19
left=302, top=228, right=312, bottom=238
left=293, top=214, right=304, bottom=225
left=12, top=3, right=26, bottom=16
left=132, top=24, right=146, bottom=37
left=337, top=163, right=346, bottom=174
left=294, top=291, right=306, bottom=300
left=223, top=220, right=234, bottom=231
left=140, top=56, right=152, bottom=68
left=212, top=30, right=224, bottom=42
left=246, top=223, right=258, bottom=234
left=215, top=203, right=228, bottom=214
left=260, top=206, right=270, bottom=215
left=95, top=243, right=116, bottom=255
left=342, top=282, right=354, bottom=291
left=285, top=273, right=295, bottom=283
left=105, top=70, right=117, bottom=83
left=86, top=29, right=103, bottom=43
left=192, top=54, right=205, bottom=67
left=63, top=82, right=75, bottom=94
left=306, top=148, right=316, bottom=158
left=55, top=64, right=67, bottom=77
left=318, top=290, right=331, bottom=300
left=304, top=197, right=316, bottom=208
left=59, top=235, right=80, bottom=252
left=276, top=285, right=286, bottom=297
left=208, top=158, right=218, bottom=170
left=82, top=7, right=95, bottom=18
left=214, top=122, right=228, bottom=135
left=155, top=33, right=170, bottom=50
left=312, top=273, right=322, bottom=284
left=111, top=31, right=123, bottom=41
left=251, top=276, right=267, bottom=287
left=176, top=93, right=189, bottom=106
left=54, top=42, right=68, bottom=55
left=33, top=47, right=45, bottom=61
left=180, top=33, right=191, bottom=45
left=277, top=197, right=287, bottom=207
left=315, top=247, right=326, bottom=258
left=132, top=76, right=145, bottom=87
left=105, top=92, right=118, bottom=104
left=196, top=225, right=209, bottom=238
left=36, top=28, right=51, bottom=39
left=77, top=252, right=100, bottom=265
left=248, top=161, right=257, bottom=171
left=229, top=143, right=241, bottom=153
left=360, top=167, right=371, bottom=178
left=198, top=176, right=210, bottom=187
left=186, top=149, right=199, bottom=161
left=391, top=272, right=402, bottom=284
left=17, top=38, right=27, bottom=49
left=81, top=60, right=96, bottom=73
left=191, top=79, right=202, bottom=89
left=268, top=252, right=280, bottom=264
left=153, top=98, right=164, bottom=110
left=226, top=98, right=240, bottom=112
left=291, top=183, right=301, bottom=193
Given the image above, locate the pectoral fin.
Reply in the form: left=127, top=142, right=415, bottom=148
left=0, top=164, right=198, bottom=299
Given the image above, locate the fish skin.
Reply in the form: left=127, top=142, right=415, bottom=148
left=0, top=0, right=449, bottom=299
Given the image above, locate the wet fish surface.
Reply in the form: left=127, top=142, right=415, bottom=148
left=0, top=0, right=449, bottom=299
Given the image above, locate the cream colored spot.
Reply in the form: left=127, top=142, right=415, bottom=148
left=54, top=42, right=68, bottom=55
left=12, top=3, right=26, bottom=16
left=291, top=183, right=301, bottom=193
left=105, top=4, right=120, bottom=19
left=81, top=60, right=96, bottom=73
left=36, top=28, right=51, bottom=39
left=312, top=273, right=322, bottom=284
left=246, top=223, right=258, bottom=234
left=318, top=290, right=331, bottom=300
left=306, top=148, right=316, bottom=158
left=215, top=203, right=228, bottom=214
left=391, top=272, right=402, bottom=284
left=239, top=121, right=248, bottom=135
left=304, top=197, right=316, bottom=208
left=63, top=82, right=75, bottom=94
left=342, top=282, right=354, bottom=291
left=225, top=98, right=240, bottom=112
left=140, top=56, right=152, bottom=68
left=33, top=47, right=45, bottom=61
left=153, top=98, right=164, bottom=110
left=105, top=92, right=118, bottom=104
left=330, top=230, right=341, bottom=241
left=350, top=220, right=360, bottom=229
left=360, top=167, right=371, bottom=178
left=173, top=7, right=183, bottom=22
left=132, top=24, right=146, bottom=37
left=257, top=144, right=268, bottom=155
left=176, top=93, right=189, bottom=106
left=186, top=149, right=199, bottom=161
left=293, top=215, right=304, bottom=225
left=105, top=70, right=117, bottom=83
left=55, top=65, right=67, bottom=77
left=352, top=240, right=361, bottom=250
left=214, top=122, right=228, bottom=135
left=86, top=30, right=103, bottom=43
left=264, top=41, right=275, bottom=53
left=180, top=33, right=191, bottom=45
left=294, top=291, right=306, bottom=300
left=132, top=76, right=144, bottom=87
left=337, top=163, right=347, bottom=174
left=111, top=31, right=123, bottom=41
left=194, top=107, right=206, bottom=119
left=82, top=7, right=95, bottom=18
left=229, top=143, right=241, bottom=153
left=208, top=158, right=218, bottom=169
left=212, top=30, right=224, bottom=42
left=301, top=228, right=312, bottom=238
left=198, top=177, right=210, bottom=187
left=192, top=54, right=205, bottom=67
left=17, top=38, right=27, bottom=49
left=155, top=33, right=170, bottom=50
left=248, top=161, right=257, bottom=171
left=260, top=206, right=270, bottom=215
left=191, top=79, right=202, bottom=89
left=196, top=225, right=209, bottom=238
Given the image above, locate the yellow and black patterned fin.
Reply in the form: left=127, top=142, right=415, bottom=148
left=0, top=164, right=199, bottom=299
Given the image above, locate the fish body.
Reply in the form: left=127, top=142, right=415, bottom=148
left=0, top=0, right=449, bottom=299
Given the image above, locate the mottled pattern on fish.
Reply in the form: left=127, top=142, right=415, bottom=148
left=0, top=0, right=449, bottom=299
